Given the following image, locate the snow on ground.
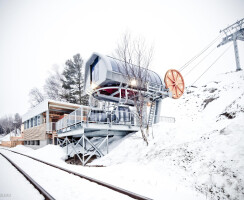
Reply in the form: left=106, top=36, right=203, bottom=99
left=0, top=154, right=44, bottom=200
left=1, top=70, right=243, bottom=199
left=91, top=70, right=244, bottom=200
left=0, top=150, right=132, bottom=200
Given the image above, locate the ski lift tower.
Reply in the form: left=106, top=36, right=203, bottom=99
left=217, top=18, right=244, bottom=71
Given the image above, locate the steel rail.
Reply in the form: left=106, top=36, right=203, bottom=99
left=0, top=148, right=152, bottom=200
left=0, top=152, right=55, bottom=200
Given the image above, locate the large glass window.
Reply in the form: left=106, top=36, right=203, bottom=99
left=91, top=56, right=99, bottom=82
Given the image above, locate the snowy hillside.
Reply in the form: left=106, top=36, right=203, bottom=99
left=90, top=70, right=244, bottom=200
left=2, top=71, right=243, bottom=200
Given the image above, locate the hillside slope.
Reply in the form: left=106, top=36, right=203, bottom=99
left=92, top=70, right=244, bottom=200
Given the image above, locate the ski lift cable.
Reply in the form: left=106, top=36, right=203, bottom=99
left=191, top=43, right=232, bottom=86
left=184, top=46, right=218, bottom=77
left=179, top=33, right=222, bottom=71
left=179, top=33, right=223, bottom=72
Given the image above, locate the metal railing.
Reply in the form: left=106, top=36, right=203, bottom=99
left=55, top=106, right=137, bottom=133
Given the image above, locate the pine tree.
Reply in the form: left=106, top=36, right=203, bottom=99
left=61, top=54, right=89, bottom=105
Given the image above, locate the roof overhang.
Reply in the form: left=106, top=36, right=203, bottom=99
left=22, top=100, right=81, bottom=122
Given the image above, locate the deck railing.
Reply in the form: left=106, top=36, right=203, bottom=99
left=55, top=106, right=137, bottom=133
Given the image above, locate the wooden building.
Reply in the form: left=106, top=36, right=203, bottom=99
left=21, top=100, right=80, bottom=149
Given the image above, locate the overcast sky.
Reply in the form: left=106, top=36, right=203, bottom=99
left=0, top=0, right=243, bottom=117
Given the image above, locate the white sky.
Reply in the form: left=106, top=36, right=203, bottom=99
left=0, top=0, right=243, bottom=117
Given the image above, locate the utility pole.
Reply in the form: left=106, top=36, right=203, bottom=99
left=217, top=18, right=244, bottom=71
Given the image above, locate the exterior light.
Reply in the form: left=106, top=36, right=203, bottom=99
left=91, top=82, right=97, bottom=89
left=130, top=79, right=137, bottom=86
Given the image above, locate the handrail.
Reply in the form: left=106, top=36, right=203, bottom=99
left=56, top=106, right=137, bottom=133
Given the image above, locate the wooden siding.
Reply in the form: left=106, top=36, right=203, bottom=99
left=0, top=141, right=24, bottom=148
left=23, top=123, right=46, bottom=140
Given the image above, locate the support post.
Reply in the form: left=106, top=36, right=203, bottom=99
left=75, top=110, right=76, bottom=128
left=233, top=37, right=241, bottom=71
left=46, top=110, right=49, bottom=132
left=66, top=137, right=68, bottom=155
left=106, top=131, right=109, bottom=154
left=66, top=137, right=84, bottom=165
left=82, top=134, right=85, bottom=166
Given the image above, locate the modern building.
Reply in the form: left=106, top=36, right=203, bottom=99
left=21, top=100, right=80, bottom=149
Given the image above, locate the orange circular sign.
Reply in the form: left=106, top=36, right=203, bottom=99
left=164, top=69, right=185, bottom=99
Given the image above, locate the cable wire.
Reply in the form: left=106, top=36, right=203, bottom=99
left=179, top=33, right=223, bottom=72
left=191, top=43, right=232, bottom=86
left=184, top=46, right=217, bottom=77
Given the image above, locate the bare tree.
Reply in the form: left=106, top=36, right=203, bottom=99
left=114, top=33, right=154, bottom=145
left=0, top=115, right=14, bottom=134
left=29, top=87, right=45, bottom=107
left=0, top=114, right=22, bottom=135
left=44, top=66, right=66, bottom=102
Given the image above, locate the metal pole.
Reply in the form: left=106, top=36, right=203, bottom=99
left=233, top=37, right=241, bottom=71
left=75, top=110, right=76, bottom=128
left=82, top=134, right=85, bottom=166
left=107, top=130, right=109, bottom=154
left=66, top=137, right=68, bottom=155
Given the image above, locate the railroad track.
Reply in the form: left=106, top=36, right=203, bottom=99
left=0, top=152, right=55, bottom=200
left=0, top=148, right=152, bottom=200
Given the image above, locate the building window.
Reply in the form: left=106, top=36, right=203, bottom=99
left=37, top=115, right=41, bottom=125
left=36, top=140, right=40, bottom=145
left=34, top=116, right=37, bottom=126
left=91, top=56, right=99, bottom=83
left=31, top=118, right=33, bottom=127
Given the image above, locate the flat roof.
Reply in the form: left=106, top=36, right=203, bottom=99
left=22, top=99, right=81, bottom=122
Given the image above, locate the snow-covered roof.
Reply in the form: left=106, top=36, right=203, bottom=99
left=22, top=99, right=81, bottom=122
